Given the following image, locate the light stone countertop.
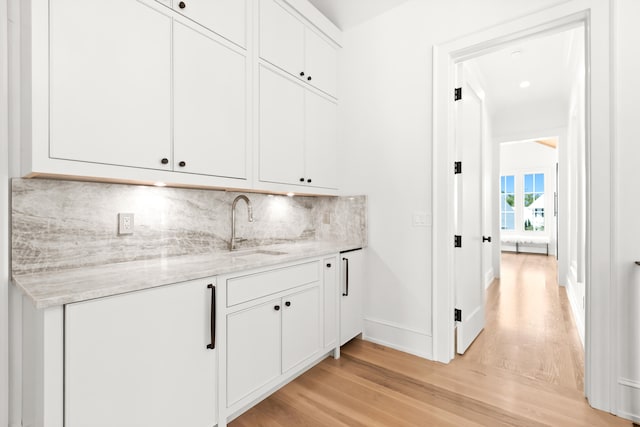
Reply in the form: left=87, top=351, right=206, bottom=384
left=13, top=241, right=363, bottom=309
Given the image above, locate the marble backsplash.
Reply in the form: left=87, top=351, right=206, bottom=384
left=12, top=179, right=367, bottom=275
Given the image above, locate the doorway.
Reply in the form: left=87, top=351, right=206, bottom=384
left=432, top=1, right=616, bottom=415
left=454, top=22, right=587, bottom=357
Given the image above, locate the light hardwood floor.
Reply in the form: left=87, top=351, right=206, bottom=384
left=231, top=253, right=632, bottom=426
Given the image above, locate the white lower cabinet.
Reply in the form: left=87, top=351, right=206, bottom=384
left=21, top=253, right=347, bottom=427
left=64, top=278, right=217, bottom=427
left=226, top=298, right=282, bottom=407
left=323, top=256, right=338, bottom=348
left=340, top=249, right=365, bottom=346
left=281, top=287, right=321, bottom=372
left=223, top=258, right=332, bottom=417
left=226, top=286, right=320, bottom=407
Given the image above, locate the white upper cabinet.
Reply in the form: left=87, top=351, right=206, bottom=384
left=173, top=22, right=247, bottom=179
left=258, top=66, right=306, bottom=186
left=259, top=0, right=304, bottom=76
left=169, top=0, right=247, bottom=47
left=258, top=65, right=338, bottom=190
left=259, top=0, right=338, bottom=98
left=258, top=66, right=338, bottom=190
left=304, top=29, right=338, bottom=97
left=50, top=0, right=172, bottom=171
left=305, top=90, right=338, bottom=190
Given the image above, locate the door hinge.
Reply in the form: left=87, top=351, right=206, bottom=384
left=454, top=309, right=462, bottom=322
left=454, top=161, right=462, bottom=174
left=454, top=235, right=462, bottom=248
left=454, top=87, right=462, bottom=101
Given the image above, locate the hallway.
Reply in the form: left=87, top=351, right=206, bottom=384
left=231, top=254, right=630, bottom=426
left=458, top=253, right=584, bottom=392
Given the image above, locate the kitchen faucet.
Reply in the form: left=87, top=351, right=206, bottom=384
left=230, top=195, right=254, bottom=251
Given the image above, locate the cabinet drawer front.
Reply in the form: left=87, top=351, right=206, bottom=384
left=227, top=261, right=319, bottom=306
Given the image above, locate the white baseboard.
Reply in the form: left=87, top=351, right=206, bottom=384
left=362, top=318, right=433, bottom=360
left=484, top=268, right=495, bottom=289
left=618, top=378, right=640, bottom=423
left=565, top=272, right=585, bottom=347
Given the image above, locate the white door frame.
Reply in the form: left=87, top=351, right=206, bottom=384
left=432, top=0, right=616, bottom=415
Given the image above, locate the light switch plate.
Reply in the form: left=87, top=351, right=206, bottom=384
left=412, top=212, right=431, bottom=227
left=118, top=213, right=134, bottom=235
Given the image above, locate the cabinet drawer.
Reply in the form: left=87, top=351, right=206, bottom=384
left=227, top=261, right=319, bottom=306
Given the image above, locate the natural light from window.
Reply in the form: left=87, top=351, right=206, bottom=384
left=500, top=175, right=515, bottom=230
left=523, top=173, right=544, bottom=231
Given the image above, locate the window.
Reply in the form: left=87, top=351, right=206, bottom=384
left=500, top=175, right=515, bottom=230
left=523, top=173, right=544, bottom=231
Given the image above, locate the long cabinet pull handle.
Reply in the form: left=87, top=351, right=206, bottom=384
left=207, top=284, right=216, bottom=350
left=342, top=257, right=349, bottom=296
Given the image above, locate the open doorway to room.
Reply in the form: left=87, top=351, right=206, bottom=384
left=451, top=25, right=587, bottom=393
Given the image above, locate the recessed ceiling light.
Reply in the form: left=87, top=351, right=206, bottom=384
left=519, top=80, right=531, bottom=88
left=511, top=50, right=522, bottom=58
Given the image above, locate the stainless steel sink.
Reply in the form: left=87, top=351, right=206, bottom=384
left=230, top=249, right=288, bottom=262
left=232, top=249, right=287, bottom=257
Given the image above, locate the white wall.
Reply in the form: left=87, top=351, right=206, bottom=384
left=338, top=0, right=568, bottom=358
left=500, top=140, right=558, bottom=256
left=0, top=0, right=9, bottom=423
left=493, top=99, right=568, bottom=143
left=614, top=0, right=640, bottom=421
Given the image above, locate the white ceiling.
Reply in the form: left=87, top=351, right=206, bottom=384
left=307, top=0, right=409, bottom=30
left=468, top=28, right=583, bottom=115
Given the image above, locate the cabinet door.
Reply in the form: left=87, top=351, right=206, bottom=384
left=171, top=0, right=246, bottom=48
left=227, top=299, right=281, bottom=407
left=305, top=92, right=338, bottom=189
left=259, top=66, right=305, bottom=185
left=65, top=279, right=217, bottom=427
left=173, top=22, right=247, bottom=179
left=282, top=286, right=321, bottom=372
left=323, top=257, right=338, bottom=348
left=259, top=0, right=304, bottom=77
left=50, top=0, right=172, bottom=171
left=340, top=250, right=365, bottom=346
left=305, top=29, right=338, bottom=97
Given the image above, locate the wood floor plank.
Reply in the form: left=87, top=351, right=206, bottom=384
left=231, top=253, right=632, bottom=426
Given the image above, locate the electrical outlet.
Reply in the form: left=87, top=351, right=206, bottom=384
left=323, top=212, right=331, bottom=225
left=118, top=213, right=134, bottom=235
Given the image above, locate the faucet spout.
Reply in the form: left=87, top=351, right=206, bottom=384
left=231, top=195, right=253, bottom=251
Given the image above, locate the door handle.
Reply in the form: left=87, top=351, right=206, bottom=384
left=482, top=236, right=492, bottom=243
left=342, top=257, right=349, bottom=296
left=206, top=284, right=216, bottom=350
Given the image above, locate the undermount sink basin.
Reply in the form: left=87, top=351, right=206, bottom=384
left=231, top=249, right=288, bottom=258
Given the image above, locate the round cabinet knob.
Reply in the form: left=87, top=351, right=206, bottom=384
left=285, top=301, right=291, bottom=307
left=326, top=263, right=332, bottom=268
left=307, top=76, right=312, bottom=81
left=178, top=1, right=186, bottom=9
left=274, top=305, right=280, bottom=311
left=178, top=161, right=186, bottom=167
left=300, top=71, right=305, bottom=77
left=161, top=158, right=169, bottom=165
left=307, top=178, right=312, bottom=183
left=299, top=177, right=305, bottom=182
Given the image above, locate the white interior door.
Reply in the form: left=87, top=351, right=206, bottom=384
left=454, top=64, right=485, bottom=355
